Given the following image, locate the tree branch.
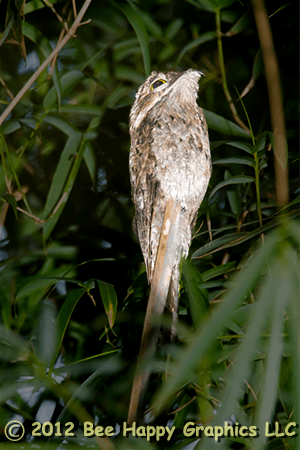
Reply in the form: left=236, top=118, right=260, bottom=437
left=0, top=0, right=93, bottom=126
left=127, top=199, right=181, bottom=425
left=251, top=0, right=289, bottom=207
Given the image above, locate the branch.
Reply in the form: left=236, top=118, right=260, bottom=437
left=251, top=0, right=289, bottom=207
left=127, top=199, right=181, bottom=425
left=215, top=9, right=251, bottom=134
left=0, top=0, right=93, bottom=126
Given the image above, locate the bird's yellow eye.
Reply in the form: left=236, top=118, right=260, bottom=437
left=151, top=79, right=166, bottom=90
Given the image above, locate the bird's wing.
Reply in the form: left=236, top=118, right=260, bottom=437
left=129, top=136, right=161, bottom=283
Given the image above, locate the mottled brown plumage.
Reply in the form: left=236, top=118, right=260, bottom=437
left=128, top=69, right=211, bottom=423
left=129, top=69, right=211, bottom=328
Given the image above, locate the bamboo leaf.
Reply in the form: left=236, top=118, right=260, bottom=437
left=176, top=31, right=217, bottom=64
left=213, top=156, right=255, bottom=167
left=193, top=214, right=297, bottom=258
left=48, top=287, right=88, bottom=372
left=182, top=259, right=209, bottom=329
left=24, top=0, right=59, bottom=15
left=22, top=22, right=60, bottom=101
left=118, top=3, right=151, bottom=76
left=2, top=194, right=18, bottom=219
left=253, top=253, right=290, bottom=449
left=203, top=109, right=251, bottom=139
left=44, top=115, right=80, bottom=137
left=151, top=230, right=279, bottom=416
left=209, top=175, right=255, bottom=200
left=83, top=142, right=97, bottom=186
left=43, top=71, right=85, bottom=111
left=43, top=137, right=86, bottom=242
left=42, top=133, right=82, bottom=219
left=97, top=280, right=118, bottom=329
left=201, top=262, right=236, bottom=281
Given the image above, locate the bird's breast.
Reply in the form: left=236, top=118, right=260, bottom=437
left=149, top=109, right=210, bottom=207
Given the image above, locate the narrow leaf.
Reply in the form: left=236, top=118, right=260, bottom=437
left=176, top=31, right=217, bottom=64
left=48, top=287, right=87, bottom=372
left=42, top=133, right=82, bottom=219
left=2, top=194, right=18, bottom=219
left=203, top=109, right=251, bottom=139
left=151, top=231, right=279, bottom=416
left=43, top=71, right=85, bottom=110
left=118, top=3, right=151, bottom=75
left=213, top=156, right=255, bottom=167
left=254, top=255, right=290, bottom=448
left=182, top=259, right=209, bottom=329
left=43, top=136, right=86, bottom=242
left=97, top=280, right=118, bottom=329
left=83, top=142, right=97, bottom=186
left=209, top=175, right=255, bottom=200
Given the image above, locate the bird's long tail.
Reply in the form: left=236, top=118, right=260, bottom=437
left=127, top=198, right=181, bottom=425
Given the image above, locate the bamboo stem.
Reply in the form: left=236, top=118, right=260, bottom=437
left=251, top=0, right=289, bottom=207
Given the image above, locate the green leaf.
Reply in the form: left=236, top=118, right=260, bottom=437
left=43, top=115, right=80, bottom=137
left=151, top=230, right=279, bottom=416
left=0, top=15, right=14, bottom=47
left=253, top=253, right=290, bottom=448
left=0, top=324, right=29, bottom=357
left=2, top=194, right=18, bottom=219
left=43, top=71, right=85, bottom=110
left=191, top=0, right=236, bottom=12
left=0, top=120, right=21, bottom=135
left=22, top=22, right=60, bottom=100
left=225, top=169, right=242, bottom=217
left=52, top=354, right=122, bottom=426
left=83, top=142, right=97, bottom=186
left=193, top=232, right=247, bottom=258
left=201, top=262, right=236, bottom=281
left=176, top=31, right=217, bottom=64
left=227, top=11, right=251, bottom=35
left=24, top=0, right=59, bottom=15
left=254, top=130, right=268, bottom=153
left=97, top=280, right=118, bottom=329
left=224, top=140, right=255, bottom=154
left=287, top=246, right=300, bottom=431
left=118, top=3, right=151, bottom=76
left=213, top=156, right=255, bottom=167
left=182, top=259, right=209, bottom=329
left=209, top=175, right=255, bottom=200
left=199, top=263, right=275, bottom=444
left=49, top=105, right=104, bottom=116
left=193, top=214, right=298, bottom=258
left=15, top=266, right=74, bottom=302
left=203, top=109, right=252, bottom=139
left=240, top=48, right=264, bottom=98
left=165, top=18, right=184, bottom=40
left=42, top=133, right=82, bottom=219
left=48, top=287, right=87, bottom=372
left=43, top=136, right=86, bottom=242
left=139, top=9, right=163, bottom=37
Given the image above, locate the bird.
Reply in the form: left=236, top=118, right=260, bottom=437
left=128, top=69, right=211, bottom=424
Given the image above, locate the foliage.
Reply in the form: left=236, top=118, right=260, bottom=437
left=0, top=0, right=299, bottom=449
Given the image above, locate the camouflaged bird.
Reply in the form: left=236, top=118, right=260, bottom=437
left=129, top=69, right=211, bottom=333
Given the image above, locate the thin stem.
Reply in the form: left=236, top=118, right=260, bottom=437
left=251, top=0, right=289, bottom=208
left=215, top=9, right=250, bottom=134
left=0, top=0, right=93, bottom=126
left=233, top=85, right=263, bottom=231
left=254, top=152, right=263, bottom=229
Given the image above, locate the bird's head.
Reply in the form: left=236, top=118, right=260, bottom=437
left=130, top=69, right=204, bottom=131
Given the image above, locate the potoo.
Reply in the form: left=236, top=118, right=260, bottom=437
left=128, top=69, right=211, bottom=423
